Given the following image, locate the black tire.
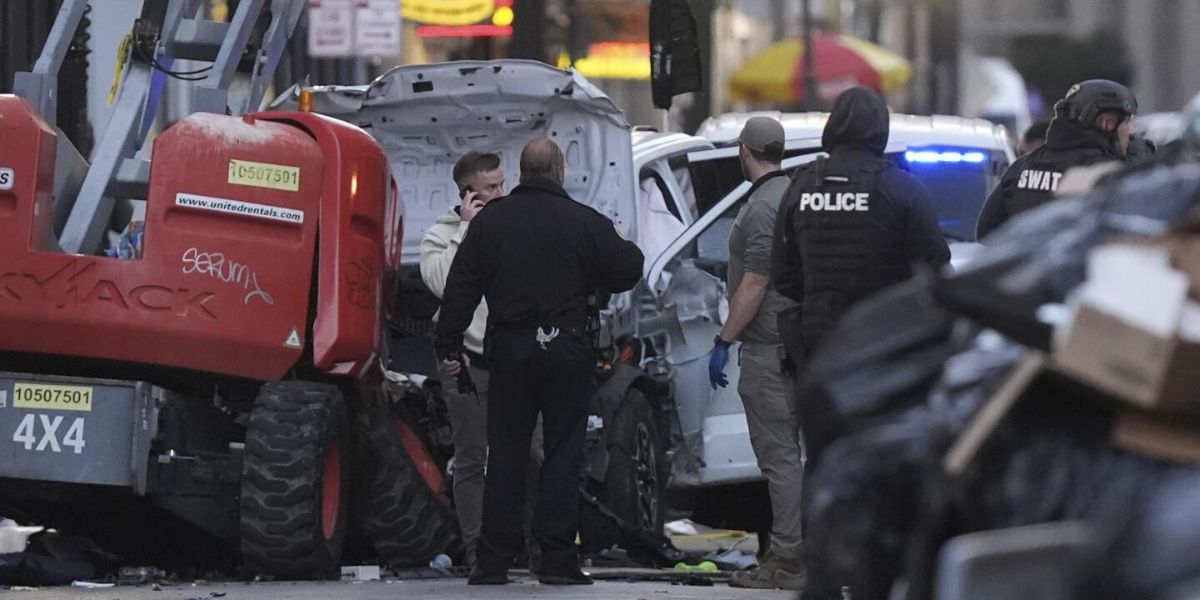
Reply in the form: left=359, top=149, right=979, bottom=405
left=357, top=398, right=463, bottom=567
left=580, top=388, right=667, bottom=554
left=240, top=382, right=348, bottom=580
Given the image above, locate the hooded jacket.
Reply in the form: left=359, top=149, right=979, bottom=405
left=772, top=87, right=949, bottom=355
left=420, top=208, right=488, bottom=357
left=819, top=86, right=890, bottom=156
left=975, top=109, right=1125, bottom=239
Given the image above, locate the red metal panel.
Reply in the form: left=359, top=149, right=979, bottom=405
left=0, top=97, right=56, bottom=251
left=258, top=112, right=393, bottom=375
left=0, top=98, right=322, bottom=381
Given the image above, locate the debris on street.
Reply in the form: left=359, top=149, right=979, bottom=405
left=69, top=580, right=114, bottom=589
left=119, top=566, right=167, bottom=586
left=0, top=519, right=43, bottom=554
left=341, top=566, right=382, bottom=582
left=0, top=553, right=94, bottom=588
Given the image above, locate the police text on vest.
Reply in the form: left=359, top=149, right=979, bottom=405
left=799, top=192, right=870, bottom=212
left=1016, top=169, right=1063, bottom=192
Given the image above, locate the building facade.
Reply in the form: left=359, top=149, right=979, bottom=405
left=961, top=0, right=1200, bottom=113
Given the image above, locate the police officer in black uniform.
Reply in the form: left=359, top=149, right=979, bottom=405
left=773, top=86, right=950, bottom=367
left=436, top=138, right=644, bottom=586
left=976, top=79, right=1138, bottom=238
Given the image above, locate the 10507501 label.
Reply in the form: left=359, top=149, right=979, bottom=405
left=13, top=383, right=93, bottom=412
left=227, top=159, right=300, bottom=192
left=0, top=168, right=13, bottom=191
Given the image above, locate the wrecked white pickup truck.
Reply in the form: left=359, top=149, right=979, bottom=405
left=273, top=60, right=685, bottom=553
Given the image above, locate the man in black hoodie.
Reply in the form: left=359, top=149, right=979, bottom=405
left=976, top=79, right=1138, bottom=238
left=773, top=87, right=950, bottom=368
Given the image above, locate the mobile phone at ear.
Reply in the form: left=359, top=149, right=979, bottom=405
left=459, top=187, right=474, bottom=200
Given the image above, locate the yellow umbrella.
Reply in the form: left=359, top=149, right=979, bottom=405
left=730, top=33, right=913, bottom=105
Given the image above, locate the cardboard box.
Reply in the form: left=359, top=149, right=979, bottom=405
left=1055, top=243, right=1200, bottom=415
left=1162, top=235, right=1200, bottom=299
left=1123, top=234, right=1200, bottom=299
left=1112, top=411, right=1200, bottom=465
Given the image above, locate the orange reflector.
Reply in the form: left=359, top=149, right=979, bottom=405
left=298, top=89, right=315, bottom=112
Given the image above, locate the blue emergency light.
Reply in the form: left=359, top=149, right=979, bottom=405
left=905, top=149, right=988, bottom=164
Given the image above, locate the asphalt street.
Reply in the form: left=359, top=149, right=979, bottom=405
left=3, top=575, right=798, bottom=600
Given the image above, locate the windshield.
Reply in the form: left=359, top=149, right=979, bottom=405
left=894, top=148, right=1007, bottom=242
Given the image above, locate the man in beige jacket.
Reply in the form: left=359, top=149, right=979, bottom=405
left=420, top=151, right=541, bottom=569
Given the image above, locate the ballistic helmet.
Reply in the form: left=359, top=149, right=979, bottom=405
left=1055, top=79, right=1138, bottom=127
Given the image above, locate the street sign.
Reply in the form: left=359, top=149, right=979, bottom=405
left=307, top=0, right=401, bottom=58
left=307, top=0, right=354, bottom=58
left=354, top=0, right=402, bottom=57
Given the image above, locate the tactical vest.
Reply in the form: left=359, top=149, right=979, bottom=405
left=780, top=156, right=915, bottom=352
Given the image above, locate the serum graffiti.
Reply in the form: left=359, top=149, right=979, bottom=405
left=181, top=248, right=274, bottom=306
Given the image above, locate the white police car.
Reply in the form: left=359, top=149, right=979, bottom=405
left=695, top=111, right=1016, bottom=267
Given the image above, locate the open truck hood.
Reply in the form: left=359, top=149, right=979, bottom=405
left=273, top=60, right=635, bottom=265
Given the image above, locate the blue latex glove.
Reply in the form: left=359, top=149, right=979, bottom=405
left=709, top=343, right=730, bottom=389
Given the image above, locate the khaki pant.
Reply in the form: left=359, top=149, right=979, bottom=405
left=738, top=342, right=806, bottom=559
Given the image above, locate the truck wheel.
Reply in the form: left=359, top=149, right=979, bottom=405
left=358, top=400, right=463, bottom=567
left=240, top=382, right=348, bottom=580
left=581, top=388, right=666, bottom=554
